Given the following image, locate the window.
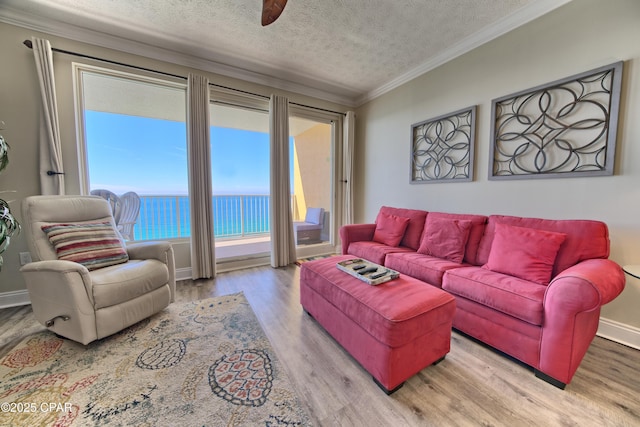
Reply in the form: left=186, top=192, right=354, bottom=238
left=75, top=65, right=188, bottom=241
left=209, top=93, right=338, bottom=259
left=209, top=102, right=271, bottom=239
left=75, top=65, right=342, bottom=255
left=289, top=105, right=341, bottom=255
left=290, top=115, right=333, bottom=246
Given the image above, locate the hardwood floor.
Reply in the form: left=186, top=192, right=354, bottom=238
left=2, top=264, right=639, bottom=426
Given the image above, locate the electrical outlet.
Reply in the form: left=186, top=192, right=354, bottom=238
left=19, top=252, right=32, bottom=266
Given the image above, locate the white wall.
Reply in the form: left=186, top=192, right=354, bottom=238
left=354, top=0, right=640, bottom=332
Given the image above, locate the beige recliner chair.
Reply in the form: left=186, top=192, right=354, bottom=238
left=20, top=195, right=175, bottom=345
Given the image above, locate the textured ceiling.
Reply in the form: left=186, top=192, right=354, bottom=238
left=0, top=0, right=570, bottom=106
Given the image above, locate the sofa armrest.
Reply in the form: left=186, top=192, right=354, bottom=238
left=539, top=258, right=625, bottom=384
left=126, top=240, right=176, bottom=302
left=549, top=258, right=626, bottom=306
left=20, top=260, right=99, bottom=343
left=545, top=259, right=625, bottom=311
left=20, top=260, right=93, bottom=304
left=126, top=240, right=171, bottom=262
left=339, top=223, right=376, bottom=254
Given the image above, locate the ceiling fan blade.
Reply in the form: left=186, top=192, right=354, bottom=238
left=262, top=0, right=288, bottom=26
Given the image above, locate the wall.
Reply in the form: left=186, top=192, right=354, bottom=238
left=0, top=21, right=348, bottom=301
left=354, top=0, right=640, bottom=337
left=293, top=124, right=332, bottom=220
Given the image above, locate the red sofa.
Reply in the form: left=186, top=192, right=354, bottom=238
left=340, top=206, right=626, bottom=388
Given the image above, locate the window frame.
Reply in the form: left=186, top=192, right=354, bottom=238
left=72, top=63, right=187, bottom=196
left=72, top=64, right=345, bottom=252
left=289, top=104, right=343, bottom=251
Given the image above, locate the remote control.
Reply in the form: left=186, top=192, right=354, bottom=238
left=370, top=271, right=387, bottom=280
left=353, top=264, right=366, bottom=270
left=358, top=267, right=378, bottom=275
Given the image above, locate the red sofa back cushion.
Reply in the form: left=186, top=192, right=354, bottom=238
left=373, top=212, right=410, bottom=247
left=476, top=215, right=610, bottom=276
left=418, top=216, right=472, bottom=263
left=425, top=212, right=488, bottom=265
left=377, top=206, right=427, bottom=250
left=483, top=223, right=567, bottom=285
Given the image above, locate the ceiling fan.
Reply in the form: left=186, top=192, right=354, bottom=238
left=262, top=0, right=288, bottom=26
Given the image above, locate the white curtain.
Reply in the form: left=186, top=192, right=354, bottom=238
left=343, top=111, right=355, bottom=225
left=32, top=37, right=65, bottom=195
left=187, top=74, right=215, bottom=279
left=269, top=94, right=296, bottom=267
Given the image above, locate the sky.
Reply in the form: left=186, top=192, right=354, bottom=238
left=85, top=111, right=293, bottom=196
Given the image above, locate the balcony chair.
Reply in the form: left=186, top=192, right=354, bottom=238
left=20, top=195, right=175, bottom=345
left=90, top=189, right=122, bottom=223
left=117, top=191, right=141, bottom=241
left=294, top=207, right=325, bottom=244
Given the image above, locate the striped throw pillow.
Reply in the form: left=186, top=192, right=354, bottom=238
left=42, top=222, right=129, bottom=270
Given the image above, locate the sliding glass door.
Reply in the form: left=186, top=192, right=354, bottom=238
left=208, top=102, right=273, bottom=258
left=290, top=116, right=333, bottom=247
left=209, top=101, right=337, bottom=259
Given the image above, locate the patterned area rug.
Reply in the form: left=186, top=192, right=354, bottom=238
left=0, top=293, right=312, bottom=426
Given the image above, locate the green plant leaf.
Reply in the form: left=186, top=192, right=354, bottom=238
left=0, top=134, right=8, bottom=173
left=0, top=198, right=20, bottom=266
left=0, top=130, right=17, bottom=271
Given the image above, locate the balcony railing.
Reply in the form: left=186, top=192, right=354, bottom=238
left=134, top=195, right=273, bottom=241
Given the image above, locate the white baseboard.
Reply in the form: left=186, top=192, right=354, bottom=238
left=597, top=317, right=640, bottom=350
left=175, top=267, right=192, bottom=281
left=216, top=255, right=271, bottom=273
left=0, top=289, right=31, bottom=308
left=175, top=255, right=272, bottom=281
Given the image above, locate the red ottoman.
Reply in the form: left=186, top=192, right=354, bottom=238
left=300, top=255, right=456, bottom=394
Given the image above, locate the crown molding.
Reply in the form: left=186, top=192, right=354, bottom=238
left=1, top=0, right=572, bottom=109
left=357, top=0, right=573, bottom=106
left=0, top=6, right=359, bottom=108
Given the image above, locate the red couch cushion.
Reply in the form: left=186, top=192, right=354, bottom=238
left=422, top=212, right=487, bottom=265
left=385, top=252, right=464, bottom=288
left=378, top=206, right=427, bottom=250
left=373, top=212, right=410, bottom=247
left=476, top=215, right=610, bottom=277
left=347, top=241, right=414, bottom=265
left=418, top=216, right=472, bottom=263
left=443, top=266, right=546, bottom=326
left=483, top=223, right=566, bottom=285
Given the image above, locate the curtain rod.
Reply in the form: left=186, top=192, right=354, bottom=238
left=289, top=102, right=346, bottom=116
left=23, top=39, right=346, bottom=116
left=23, top=39, right=185, bottom=80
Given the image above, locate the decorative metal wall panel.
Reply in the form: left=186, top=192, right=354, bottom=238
left=411, top=106, right=476, bottom=183
left=489, top=61, right=623, bottom=180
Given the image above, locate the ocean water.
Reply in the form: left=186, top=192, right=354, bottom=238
left=134, top=195, right=270, bottom=240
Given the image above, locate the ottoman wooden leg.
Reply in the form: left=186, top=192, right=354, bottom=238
left=373, top=377, right=405, bottom=395
left=432, top=355, right=446, bottom=365
left=373, top=356, right=445, bottom=395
